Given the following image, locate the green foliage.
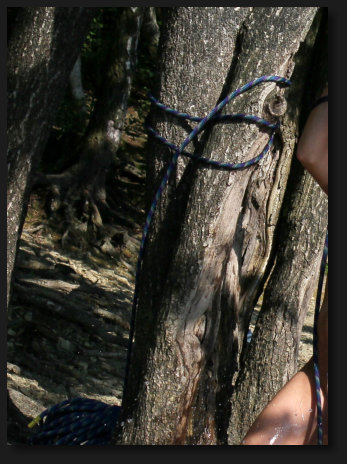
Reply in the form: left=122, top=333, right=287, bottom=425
left=81, top=8, right=123, bottom=95
left=82, top=10, right=104, bottom=54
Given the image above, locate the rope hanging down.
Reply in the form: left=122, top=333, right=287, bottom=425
left=28, top=75, right=325, bottom=446
left=313, top=230, right=328, bottom=445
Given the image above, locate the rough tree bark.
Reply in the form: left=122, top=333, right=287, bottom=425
left=228, top=9, right=328, bottom=444
left=115, top=7, right=325, bottom=445
left=7, top=7, right=95, bottom=310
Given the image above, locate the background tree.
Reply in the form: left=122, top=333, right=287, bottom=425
left=116, top=7, right=327, bottom=445
left=7, top=7, right=95, bottom=310
left=7, top=6, right=154, bottom=309
left=32, top=7, right=145, bottom=254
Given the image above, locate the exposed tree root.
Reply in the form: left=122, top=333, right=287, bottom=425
left=33, top=152, right=144, bottom=257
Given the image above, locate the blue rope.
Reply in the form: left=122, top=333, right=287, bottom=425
left=312, top=230, right=328, bottom=445
left=123, top=75, right=291, bottom=399
left=28, top=398, right=121, bottom=445
left=27, top=75, right=326, bottom=446
left=28, top=75, right=291, bottom=446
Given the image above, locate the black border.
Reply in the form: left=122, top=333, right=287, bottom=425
left=2, top=2, right=345, bottom=462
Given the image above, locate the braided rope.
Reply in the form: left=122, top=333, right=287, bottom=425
left=29, top=75, right=327, bottom=446
left=146, top=125, right=277, bottom=170
left=313, top=230, right=328, bottom=445
left=148, top=93, right=279, bottom=128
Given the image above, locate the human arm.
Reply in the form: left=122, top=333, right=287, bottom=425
left=296, top=87, right=328, bottom=194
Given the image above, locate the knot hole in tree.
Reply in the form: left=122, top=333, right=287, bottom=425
left=264, top=94, right=287, bottom=118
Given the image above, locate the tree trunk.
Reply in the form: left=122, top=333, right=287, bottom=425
left=116, top=7, right=322, bottom=445
left=34, top=7, right=145, bottom=253
left=7, top=7, right=95, bottom=310
left=69, top=55, right=87, bottom=112
left=228, top=9, right=328, bottom=444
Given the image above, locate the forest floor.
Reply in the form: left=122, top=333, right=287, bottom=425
left=7, top=107, right=147, bottom=445
left=7, top=105, right=316, bottom=446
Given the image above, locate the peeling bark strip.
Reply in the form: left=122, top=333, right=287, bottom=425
left=116, top=7, right=322, bottom=445
left=7, top=7, right=95, bottom=310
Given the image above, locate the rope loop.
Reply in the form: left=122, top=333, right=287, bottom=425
left=125, top=76, right=291, bottom=395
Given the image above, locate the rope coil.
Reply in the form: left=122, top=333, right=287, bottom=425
left=28, top=398, right=120, bottom=445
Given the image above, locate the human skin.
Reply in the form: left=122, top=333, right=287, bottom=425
left=242, top=88, right=328, bottom=445
left=242, top=287, right=328, bottom=445
left=296, top=87, right=328, bottom=194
